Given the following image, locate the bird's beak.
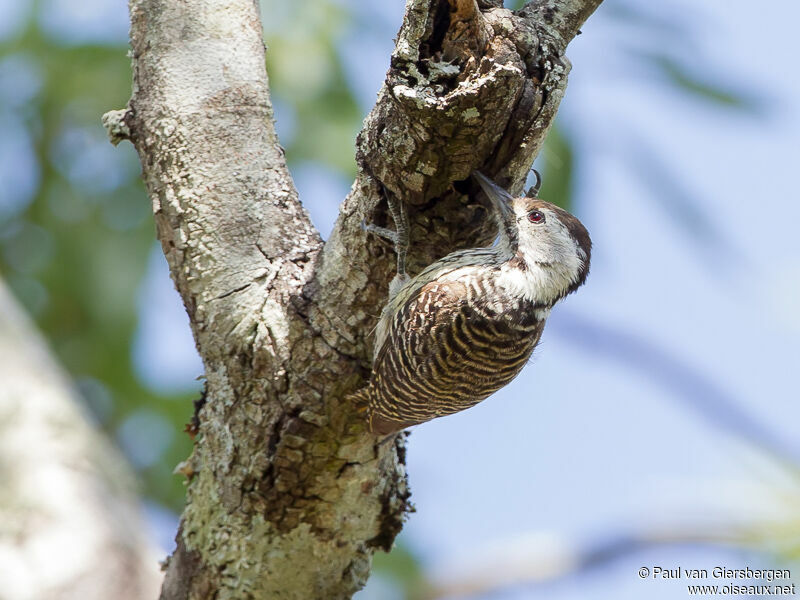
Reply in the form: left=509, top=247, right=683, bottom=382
left=472, top=171, right=514, bottom=219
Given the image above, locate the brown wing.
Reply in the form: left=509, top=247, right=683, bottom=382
left=372, top=280, right=468, bottom=376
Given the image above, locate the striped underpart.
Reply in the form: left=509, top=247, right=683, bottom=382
left=364, top=264, right=547, bottom=435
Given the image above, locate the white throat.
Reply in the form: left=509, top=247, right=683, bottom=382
left=496, top=241, right=585, bottom=306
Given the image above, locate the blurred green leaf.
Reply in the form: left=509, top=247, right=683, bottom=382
left=604, top=3, right=693, bottom=39
left=264, top=0, right=361, bottom=177
left=372, top=542, right=429, bottom=600
left=642, top=52, right=763, bottom=112
left=538, top=124, right=573, bottom=211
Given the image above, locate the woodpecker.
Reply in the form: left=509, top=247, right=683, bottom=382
left=354, top=171, right=591, bottom=435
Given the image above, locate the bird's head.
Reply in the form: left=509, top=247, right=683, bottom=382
left=473, top=171, right=592, bottom=299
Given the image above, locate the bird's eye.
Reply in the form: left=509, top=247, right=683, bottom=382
left=527, top=210, right=545, bottom=224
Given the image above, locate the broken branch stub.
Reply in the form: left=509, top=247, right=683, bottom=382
left=357, top=1, right=570, bottom=206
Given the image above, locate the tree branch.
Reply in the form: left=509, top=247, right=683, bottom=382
left=519, top=0, right=603, bottom=46
left=105, top=0, right=602, bottom=597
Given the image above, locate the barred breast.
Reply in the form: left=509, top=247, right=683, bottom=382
left=360, top=273, right=546, bottom=435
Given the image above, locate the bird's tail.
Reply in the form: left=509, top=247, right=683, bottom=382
left=347, top=386, right=371, bottom=415
left=347, top=386, right=409, bottom=436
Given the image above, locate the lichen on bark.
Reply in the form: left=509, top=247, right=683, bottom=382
left=105, top=0, right=602, bottom=597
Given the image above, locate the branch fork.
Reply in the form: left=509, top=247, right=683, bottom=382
left=109, top=0, right=602, bottom=597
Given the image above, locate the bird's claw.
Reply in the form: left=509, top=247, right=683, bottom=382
left=525, top=169, right=542, bottom=198
left=363, top=180, right=410, bottom=298
left=363, top=221, right=400, bottom=245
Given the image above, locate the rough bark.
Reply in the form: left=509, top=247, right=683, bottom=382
left=0, top=280, right=163, bottom=600
left=103, top=0, right=601, bottom=597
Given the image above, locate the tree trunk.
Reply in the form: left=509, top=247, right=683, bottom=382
left=0, top=280, right=163, bottom=600
left=103, top=0, right=601, bottom=597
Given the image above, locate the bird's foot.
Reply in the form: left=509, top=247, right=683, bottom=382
left=363, top=183, right=410, bottom=286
